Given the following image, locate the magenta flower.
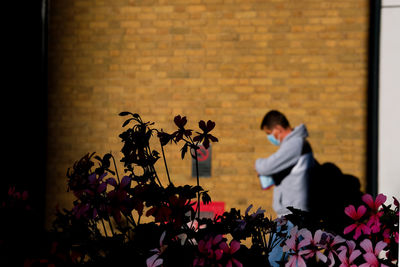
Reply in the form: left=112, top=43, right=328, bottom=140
left=195, top=234, right=223, bottom=264
left=284, top=244, right=306, bottom=267
left=321, top=233, right=346, bottom=267
left=359, top=239, right=388, bottom=267
left=106, top=176, right=132, bottom=222
left=393, top=197, right=399, bottom=216
left=146, top=231, right=166, bottom=267
left=72, top=202, right=90, bottom=219
left=344, top=205, right=371, bottom=240
left=219, top=240, right=243, bottom=267
left=337, top=240, right=362, bottom=267
left=87, top=173, right=108, bottom=194
left=362, top=194, right=386, bottom=233
left=323, top=233, right=346, bottom=267
left=299, top=229, right=328, bottom=263
left=283, top=227, right=308, bottom=267
left=362, top=194, right=387, bottom=211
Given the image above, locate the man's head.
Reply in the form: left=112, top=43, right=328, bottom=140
left=260, top=110, right=292, bottom=145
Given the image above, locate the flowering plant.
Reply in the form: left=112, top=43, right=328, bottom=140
left=281, top=194, right=398, bottom=267
left=2, top=113, right=398, bottom=267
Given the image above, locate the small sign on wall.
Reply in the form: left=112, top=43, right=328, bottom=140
left=191, top=144, right=211, bottom=178
left=199, top=201, right=225, bottom=219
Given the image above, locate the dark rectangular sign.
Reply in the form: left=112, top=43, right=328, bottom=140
left=191, top=144, right=211, bottom=178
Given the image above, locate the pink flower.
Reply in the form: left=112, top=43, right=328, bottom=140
left=393, top=197, right=399, bottom=216
left=146, top=255, right=163, bottom=267
left=87, top=173, right=108, bottom=194
left=362, top=194, right=386, bottom=233
left=283, top=227, right=309, bottom=267
left=324, top=233, right=346, bottom=267
left=106, top=176, right=132, bottom=222
left=285, top=254, right=306, bottom=267
left=146, top=231, right=166, bottom=267
left=219, top=240, right=243, bottom=267
left=344, top=205, right=371, bottom=240
left=359, top=239, right=388, bottom=267
left=337, top=240, right=362, bottom=267
left=299, top=229, right=328, bottom=263
left=194, top=234, right=224, bottom=266
left=362, top=194, right=387, bottom=211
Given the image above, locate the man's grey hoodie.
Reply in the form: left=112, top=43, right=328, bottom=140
left=255, top=124, right=316, bottom=217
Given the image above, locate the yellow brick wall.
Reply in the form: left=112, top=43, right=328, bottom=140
left=46, top=0, right=369, bottom=227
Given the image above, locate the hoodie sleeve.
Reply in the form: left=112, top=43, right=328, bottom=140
left=255, top=137, right=303, bottom=176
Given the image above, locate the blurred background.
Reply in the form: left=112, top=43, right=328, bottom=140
left=3, top=0, right=399, bottom=229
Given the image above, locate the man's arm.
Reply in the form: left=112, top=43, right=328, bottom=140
left=255, top=137, right=303, bottom=176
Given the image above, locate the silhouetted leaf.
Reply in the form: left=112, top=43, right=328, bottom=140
left=122, top=118, right=133, bottom=127
left=181, top=143, right=188, bottom=159
left=119, top=111, right=132, bottom=116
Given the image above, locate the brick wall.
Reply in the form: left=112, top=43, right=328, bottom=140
left=46, top=0, right=369, bottom=227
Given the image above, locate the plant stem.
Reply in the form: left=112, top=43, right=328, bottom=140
left=101, top=219, right=108, bottom=237
left=108, top=218, right=115, bottom=236
left=194, top=148, right=201, bottom=220
left=160, top=143, right=171, bottom=184
left=146, top=145, right=163, bottom=187
left=110, top=153, right=120, bottom=183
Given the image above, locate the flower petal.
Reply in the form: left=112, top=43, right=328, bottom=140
left=349, top=250, right=362, bottom=263
left=316, top=251, right=327, bottom=263
left=230, top=240, right=241, bottom=254
left=360, top=239, right=373, bottom=253
left=344, top=224, right=357, bottom=235
left=314, top=230, right=324, bottom=244
left=215, top=249, right=223, bottom=260
left=160, top=231, right=166, bottom=246
left=297, top=255, right=307, bottom=267
left=213, top=235, right=223, bottom=245
left=198, top=120, right=206, bottom=131
left=354, top=226, right=362, bottom=240
left=286, top=255, right=297, bottom=267
left=284, top=237, right=296, bottom=251
left=298, top=239, right=311, bottom=249
left=298, top=228, right=312, bottom=242
left=344, top=205, right=357, bottom=219
left=219, top=242, right=229, bottom=253
left=232, top=258, right=243, bottom=267
left=333, top=235, right=346, bottom=246
left=245, top=204, right=253, bottom=216
left=347, top=240, right=356, bottom=253
left=146, top=254, right=159, bottom=267
left=337, top=250, right=347, bottom=263
left=362, top=194, right=374, bottom=209
left=375, top=194, right=387, bottom=208
left=121, top=176, right=131, bottom=188
left=356, top=205, right=367, bottom=218
left=374, top=241, right=387, bottom=255
left=363, top=252, right=378, bottom=265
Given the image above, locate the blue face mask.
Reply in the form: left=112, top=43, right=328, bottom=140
left=267, top=134, right=280, bottom=146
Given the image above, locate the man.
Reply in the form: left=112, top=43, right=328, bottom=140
left=255, top=110, right=316, bottom=217
left=255, top=110, right=317, bottom=266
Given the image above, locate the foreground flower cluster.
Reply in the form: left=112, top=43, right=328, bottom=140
left=1, top=113, right=398, bottom=267
left=282, top=194, right=398, bottom=267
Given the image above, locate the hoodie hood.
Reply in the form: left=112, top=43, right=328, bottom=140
left=283, top=124, right=308, bottom=143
